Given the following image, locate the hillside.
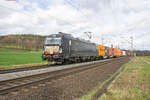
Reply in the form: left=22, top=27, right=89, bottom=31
left=0, top=34, right=46, bottom=51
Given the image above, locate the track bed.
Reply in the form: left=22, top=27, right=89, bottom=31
left=0, top=58, right=113, bottom=74
left=0, top=57, right=130, bottom=100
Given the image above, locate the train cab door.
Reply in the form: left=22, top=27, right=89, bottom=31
left=62, top=37, right=71, bottom=58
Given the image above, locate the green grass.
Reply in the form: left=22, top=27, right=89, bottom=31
left=0, top=48, right=44, bottom=68
left=99, top=56, right=150, bottom=100
left=76, top=57, right=150, bottom=100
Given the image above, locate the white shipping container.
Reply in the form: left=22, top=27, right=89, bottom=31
left=122, top=51, right=126, bottom=56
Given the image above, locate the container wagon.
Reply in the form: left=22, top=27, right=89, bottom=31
left=97, top=44, right=105, bottom=59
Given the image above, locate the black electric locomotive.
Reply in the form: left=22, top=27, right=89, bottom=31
left=42, top=32, right=98, bottom=63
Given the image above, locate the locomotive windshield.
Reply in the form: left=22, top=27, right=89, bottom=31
left=45, top=37, right=61, bottom=45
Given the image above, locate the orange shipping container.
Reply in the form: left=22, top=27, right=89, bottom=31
left=97, top=45, right=105, bottom=56
left=113, top=48, right=118, bottom=56
left=118, top=49, right=121, bottom=56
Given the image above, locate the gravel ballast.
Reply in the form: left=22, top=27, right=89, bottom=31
left=0, top=57, right=130, bottom=100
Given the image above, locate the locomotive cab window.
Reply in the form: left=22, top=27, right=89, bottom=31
left=45, top=37, right=61, bottom=45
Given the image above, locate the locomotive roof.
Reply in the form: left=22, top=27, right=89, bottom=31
left=48, top=32, right=72, bottom=38
left=47, top=32, right=95, bottom=44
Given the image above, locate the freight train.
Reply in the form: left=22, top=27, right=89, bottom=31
left=42, top=32, right=130, bottom=63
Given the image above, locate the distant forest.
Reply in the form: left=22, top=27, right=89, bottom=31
left=0, top=34, right=46, bottom=51
left=0, top=34, right=150, bottom=56
left=135, top=51, right=150, bottom=56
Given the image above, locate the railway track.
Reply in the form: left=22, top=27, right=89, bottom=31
left=0, top=57, right=130, bottom=96
left=0, top=62, right=80, bottom=74
left=0, top=65, right=51, bottom=74
left=0, top=57, right=124, bottom=74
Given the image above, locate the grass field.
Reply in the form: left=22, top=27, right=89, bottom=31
left=0, top=48, right=44, bottom=69
left=76, top=56, right=150, bottom=100
left=99, top=56, right=150, bottom=100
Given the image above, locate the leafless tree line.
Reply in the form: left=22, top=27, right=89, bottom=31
left=135, top=51, right=150, bottom=56
left=0, top=34, right=45, bottom=51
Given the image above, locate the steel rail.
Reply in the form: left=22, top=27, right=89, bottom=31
left=0, top=57, right=129, bottom=95
left=0, top=57, right=125, bottom=74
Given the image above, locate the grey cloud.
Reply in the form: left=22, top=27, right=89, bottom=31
left=0, top=0, right=150, bottom=50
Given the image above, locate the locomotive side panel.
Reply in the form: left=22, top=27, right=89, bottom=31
left=61, top=36, right=70, bottom=59
left=70, top=39, right=98, bottom=57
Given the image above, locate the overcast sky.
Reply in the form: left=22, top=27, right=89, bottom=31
left=0, top=0, right=150, bottom=50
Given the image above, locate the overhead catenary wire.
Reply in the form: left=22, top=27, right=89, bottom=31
left=64, top=0, right=123, bottom=47
left=64, top=0, right=101, bottom=41
left=64, top=0, right=98, bottom=28
left=65, top=0, right=88, bottom=19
